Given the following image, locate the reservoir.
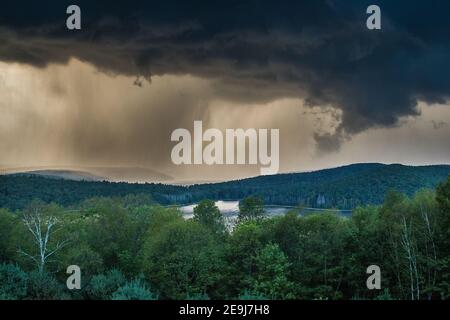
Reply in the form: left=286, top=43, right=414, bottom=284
left=179, top=200, right=351, bottom=220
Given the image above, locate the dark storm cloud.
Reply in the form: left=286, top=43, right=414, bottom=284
left=1, top=0, right=450, bottom=151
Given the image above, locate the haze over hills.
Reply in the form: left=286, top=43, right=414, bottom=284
left=16, top=170, right=103, bottom=182
left=0, top=166, right=173, bottom=183
left=1, top=163, right=449, bottom=211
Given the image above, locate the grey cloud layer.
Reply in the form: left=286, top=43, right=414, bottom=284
left=1, top=0, right=450, bottom=151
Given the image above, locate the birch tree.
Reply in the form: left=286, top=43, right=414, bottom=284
left=400, top=216, right=420, bottom=300
left=18, top=207, right=68, bottom=273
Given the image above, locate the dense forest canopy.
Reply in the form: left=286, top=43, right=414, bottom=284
left=1, top=163, right=449, bottom=210
left=0, top=175, right=449, bottom=300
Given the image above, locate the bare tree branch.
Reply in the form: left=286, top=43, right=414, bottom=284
left=19, top=208, right=68, bottom=273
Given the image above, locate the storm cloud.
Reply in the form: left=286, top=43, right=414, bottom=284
left=1, top=0, right=450, bottom=153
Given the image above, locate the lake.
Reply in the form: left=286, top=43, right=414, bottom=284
left=181, top=200, right=298, bottom=220
left=179, top=200, right=352, bottom=220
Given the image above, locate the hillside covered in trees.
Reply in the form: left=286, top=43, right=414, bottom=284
left=185, top=163, right=450, bottom=208
left=0, top=175, right=449, bottom=300
left=1, top=163, right=450, bottom=210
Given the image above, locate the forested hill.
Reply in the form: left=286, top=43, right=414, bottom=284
left=185, top=163, right=450, bottom=208
left=1, top=163, right=449, bottom=210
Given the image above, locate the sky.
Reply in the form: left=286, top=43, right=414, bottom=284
left=0, top=0, right=450, bottom=182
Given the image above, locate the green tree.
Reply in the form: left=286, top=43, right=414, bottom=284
left=345, top=205, right=386, bottom=299
left=27, top=270, right=69, bottom=300
left=223, top=221, right=266, bottom=297
left=193, top=200, right=225, bottom=235
left=263, top=211, right=303, bottom=263
left=436, top=176, right=450, bottom=299
left=237, top=289, right=267, bottom=300
left=86, top=269, right=127, bottom=300
left=0, top=209, right=17, bottom=263
left=82, top=198, right=133, bottom=269
left=112, top=279, right=158, bottom=300
left=293, top=213, right=350, bottom=299
left=252, top=243, right=295, bottom=299
left=141, top=220, right=224, bottom=299
left=437, top=175, right=450, bottom=215
left=62, top=244, right=104, bottom=280
left=0, top=263, right=28, bottom=300
left=238, top=196, right=265, bottom=222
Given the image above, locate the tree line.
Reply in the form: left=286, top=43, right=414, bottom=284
left=0, top=177, right=449, bottom=300
left=2, top=163, right=449, bottom=211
